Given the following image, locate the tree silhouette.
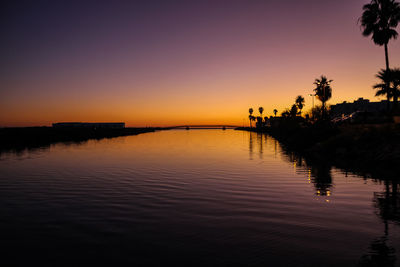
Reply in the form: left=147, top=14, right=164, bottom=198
left=390, top=68, right=400, bottom=110
left=374, top=68, right=400, bottom=110
left=310, top=105, right=325, bottom=121
left=313, top=75, right=333, bottom=118
left=251, top=115, right=256, bottom=126
left=273, top=109, right=278, bottom=117
left=374, top=69, right=394, bottom=108
left=290, top=104, right=298, bottom=117
left=258, top=107, right=264, bottom=117
left=249, top=108, right=254, bottom=128
left=360, top=0, right=400, bottom=71
left=295, top=95, right=305, bottom=116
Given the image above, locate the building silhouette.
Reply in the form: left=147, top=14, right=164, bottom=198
left=330, top=98, right=388, bottom=117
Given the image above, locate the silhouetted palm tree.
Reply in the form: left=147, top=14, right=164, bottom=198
left=258, top=107, right=264, bottom=118
left=374, top=69, right=393, bottom=107
left=251, top=115, right=256, bottom=126
left=360, top=0, right=400, bottom=71
left=375, top=68, right=400, bottom=110
left=273, top=109, right=278, bottom=117
left=249, top=108, right=254, bottom=128
left=295, top=95, right=305, bottom=115
left=313, top=75, right=333, bottom=118
left=391, top=68, right=400, bottom=109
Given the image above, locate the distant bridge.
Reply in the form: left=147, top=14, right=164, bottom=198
left=165, top=125, right=239, bottom=130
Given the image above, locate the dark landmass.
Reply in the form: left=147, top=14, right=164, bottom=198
left=0, top=127, right=160, bottom=154
left=237, top=123, right=400, bottom=179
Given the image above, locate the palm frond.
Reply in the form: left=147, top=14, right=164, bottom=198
left=359, top=0, right=400, bottom=45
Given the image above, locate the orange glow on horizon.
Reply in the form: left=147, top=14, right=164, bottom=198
left=2, top=1, right=400, bottom=127
left=2, top=67, right=398, bottom=127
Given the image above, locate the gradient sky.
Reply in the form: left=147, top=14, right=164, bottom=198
left=1, top=0, right=400, bottom=127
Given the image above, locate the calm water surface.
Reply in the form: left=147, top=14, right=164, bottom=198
left=0, top=130, right=399, bottom=266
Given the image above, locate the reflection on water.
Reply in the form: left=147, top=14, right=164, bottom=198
left=289, top=154, right=333, bottom=197
left=375, top=180, right=400, bottom=227
left=0, top=130, right=399, bottom=266
left=0, top=140, right=91, bottom=158
left=358, top=180, right=400, bottom=267
left=249, top=131, right=334, bottom=197
left=359, top=235, right=396, bottom=267
left=359, top=180, right=399, bottom=267
left=249, top=131, right=400, bottom=266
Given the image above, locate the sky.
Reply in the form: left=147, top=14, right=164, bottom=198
left=1, top=0, right=400, bottom=127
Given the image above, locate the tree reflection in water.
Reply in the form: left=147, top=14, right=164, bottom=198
left=249, top=132, right=334, bottom=196
left=248, top=132, right=399, bottom=266
left=249, top=132, right=254, bottom=160
left=374, top=180, right=400, bottom=229
left=280, top=146, right=333, bottom=197
left=358, top=235, right=396, bottom=267
left=358, top=180, right=400, bottom=267
left=309, top=164, right=332, bottom=196
left=257, top=133, right=264, bottom=159
left=248, top=132, right=268, bottom=160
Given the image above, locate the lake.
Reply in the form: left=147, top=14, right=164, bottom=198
left=0, top=130, right=399, bottom=266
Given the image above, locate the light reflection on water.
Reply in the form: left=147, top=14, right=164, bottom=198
left=0, top=130, right=399, bottom=266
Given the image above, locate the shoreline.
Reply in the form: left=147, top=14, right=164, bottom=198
left=3, top=125, right=399, bottom=179
left=0, top=127, right=160, bottom=153
left=236, top=124, right=400, bottom=179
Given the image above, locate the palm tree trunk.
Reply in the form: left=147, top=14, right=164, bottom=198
left=384, top=43, right=389, bottom=71
left=385, top=43, right=391, bottom=112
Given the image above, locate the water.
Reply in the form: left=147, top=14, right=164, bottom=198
left=0, top=130, right=399, bottom=266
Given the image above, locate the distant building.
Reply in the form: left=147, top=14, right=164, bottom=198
left=52, top=122, right=125, bottom=129
left=330, top=98, right=388, bottom=117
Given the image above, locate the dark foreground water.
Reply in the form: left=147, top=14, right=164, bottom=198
left=0, top=130, right=399, bottom=266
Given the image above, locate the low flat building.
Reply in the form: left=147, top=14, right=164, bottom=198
left=52, top=122, right=125, bottom=128
left=330, top=98, right=388, bottom=117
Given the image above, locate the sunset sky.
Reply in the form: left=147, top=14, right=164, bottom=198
left=1, top=0, right=400, bottom=127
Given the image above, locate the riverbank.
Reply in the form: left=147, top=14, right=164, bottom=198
left=0, top=127, right=160, bottom=152
left=236, top=123, right=400, bottom=178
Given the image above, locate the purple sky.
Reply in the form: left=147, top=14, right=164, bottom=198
left=1, top=0, right=399, bottom=126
